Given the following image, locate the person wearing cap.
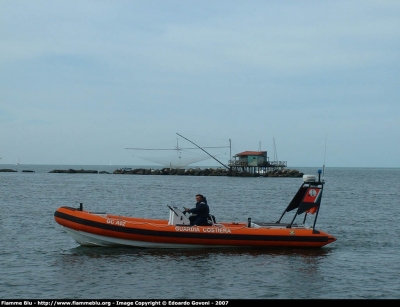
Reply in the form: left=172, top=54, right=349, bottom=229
left=185, top=194, right=210, bottom=226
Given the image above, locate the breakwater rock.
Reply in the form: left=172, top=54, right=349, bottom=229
left=0, top=169, right=35, bottom=172
left=113, top=167, right=304, bottom=177
left=46, top=168, right=303, bottom=177
left=49, top=169, right=99, bottom=174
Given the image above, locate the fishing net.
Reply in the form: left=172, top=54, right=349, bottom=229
left=135, top=151, right=211, bottom=168
left=127, top=136, right=230, bottom=169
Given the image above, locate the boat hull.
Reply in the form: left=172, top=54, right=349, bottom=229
left=54, top=206, right=336, bottom=249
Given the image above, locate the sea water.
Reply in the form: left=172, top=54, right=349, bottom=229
left=1, top=165, right=400, bottom=299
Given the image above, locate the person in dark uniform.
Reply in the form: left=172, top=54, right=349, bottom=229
left=185, top=194, right=210, bottom=226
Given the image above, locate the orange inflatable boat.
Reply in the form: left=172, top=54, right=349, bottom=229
left=54, top=170, right=336, bottom=249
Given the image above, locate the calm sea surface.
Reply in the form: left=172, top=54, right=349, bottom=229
left=1, top=165, right=400, bottom=299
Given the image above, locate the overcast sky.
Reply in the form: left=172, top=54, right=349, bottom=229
left=1, top=0, right=399, bottom=168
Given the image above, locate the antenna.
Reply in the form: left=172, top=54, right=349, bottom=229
left=273, top=137, right=278, bottom=161
left=323, top=134, right=327, bottom=180
left=229, top=138, right=232, bottom=164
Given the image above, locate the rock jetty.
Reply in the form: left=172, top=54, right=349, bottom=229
left=113, top=167, right=304, bottom=177
left=0, top=169, right=35, bottom=172
left=48, top=169, right=99, bottom=174
left=2, top=167, right=303, bottom=177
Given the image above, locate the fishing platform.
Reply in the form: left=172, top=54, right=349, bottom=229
left=229, top=151, right=287, bottom=175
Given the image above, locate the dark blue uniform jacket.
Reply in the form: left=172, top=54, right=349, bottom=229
left=188, top=198, right=210, bottom=225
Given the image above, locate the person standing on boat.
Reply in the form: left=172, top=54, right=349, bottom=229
left=185, top=194, right=210, bottom=226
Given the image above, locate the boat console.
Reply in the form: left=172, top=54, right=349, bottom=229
left=167, top=206, right=218, bottom=227
left=167, top=206, right=191, bottom=226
